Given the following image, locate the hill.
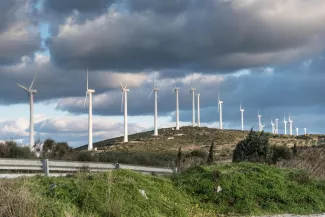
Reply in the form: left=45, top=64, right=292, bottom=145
left=75, top=127, right=324, bottom=167
left=2, top=163, right=325, bottom=217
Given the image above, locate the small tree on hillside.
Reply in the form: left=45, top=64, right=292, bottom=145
left=207, top=141, right=215, bottom=165
left=233, top=128, right=273, bottom=164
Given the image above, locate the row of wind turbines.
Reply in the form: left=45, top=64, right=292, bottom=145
left=16, top=71, right=309, bottom=152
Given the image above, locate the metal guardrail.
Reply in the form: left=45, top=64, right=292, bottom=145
left=0, top=158, right=175, bottom=178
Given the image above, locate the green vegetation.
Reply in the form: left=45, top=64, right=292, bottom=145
left=173, top=163, right=325, bottom=216
left=1, top=163, right=325, bottom=216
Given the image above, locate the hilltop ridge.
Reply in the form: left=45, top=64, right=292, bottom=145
left=75, top=127, right=324, bottom=166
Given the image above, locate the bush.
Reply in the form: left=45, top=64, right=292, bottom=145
left=233, top=129, right=273, bottom=164
left=0, top=141, right=35, bottom=159
left=272, top=145, right=293, bottom=163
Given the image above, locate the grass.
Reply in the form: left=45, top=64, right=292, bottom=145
left=173, top=162, right=325, bottom=216
left=1, top=163, right=325, bottom=216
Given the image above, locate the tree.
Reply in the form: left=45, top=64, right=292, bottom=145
left=207, top=141, right=215, bottom=164
left=233, top=128, right=273, bottom=164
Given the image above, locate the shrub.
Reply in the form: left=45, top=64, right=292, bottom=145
left=0, top=141, right=35, bottom=159
left=233, top=128, right=273, bottom=164
left=272, top=145, right=293, bottom=163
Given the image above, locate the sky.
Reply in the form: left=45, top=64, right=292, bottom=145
left=0, top=0, right=325, bottom=147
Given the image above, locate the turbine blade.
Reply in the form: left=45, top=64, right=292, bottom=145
left=121, top=92, right=124, bottom=112
left=120, top=83, right=123, bottom=90
left=84, top=92, right=88, bottom=108
left=29, top=74, right=37, bottom=90
left=16, top=83, right=29, bottom=92
left=124, top=84, right=127, bottom=89
left=148, top=90, right=153, bottom=100
left=87, top=68, right=89, bottom=90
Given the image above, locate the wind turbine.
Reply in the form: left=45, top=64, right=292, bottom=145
left=190, top=75, right=196, bottom=127
left=240, top=104, right=244, bottom=131
left=304, top=128, right=307, bottom=135
left=275, top=118, right=279, bottom=135
left=271, top=119, right=275, bottom=135
left=296, top=127, right=299, bottom=136
left=148, top=72, right=159, bottom=136
left=120, top=83, right=129, bottom=142
left=258, top=109, right=262, bottom=132
left=84, top=68, right=95, bottom=151
left=173, top=81, right=180, bottom=130
left=283, top=116, right=288, bottom=135
left=16, top=74, right=38, bottom=151
left=289, top=114, right=293, bottom=136
left=218, top=92, right=223, bottom=129
left=196, top=94, right=201, bottom=127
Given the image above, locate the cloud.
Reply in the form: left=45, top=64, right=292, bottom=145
left=47, top=0, right=325, bottom=72
left=0, top=0, right=41, bottom=65
left=43, top=0, right=115, bottom=14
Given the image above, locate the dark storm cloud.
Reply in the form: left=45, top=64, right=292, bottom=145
left=44, top=0, right=115, bottom=14
left=0, top=0, right=41, bottom=65
left=48, top=0, right=325, bottom=72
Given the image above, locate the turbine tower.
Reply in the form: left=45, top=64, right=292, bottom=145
left=258, top=109, right=262, bottom=132
left=218, top=92, right=223, bottom=129
left=304, top=128, right=307, bottom=135
left=84, top=68, right=95, bottom=151
left=120, top=84, right=129, bottom=142
left=289, top=114, right=293, bottom=136
left=283, top=116, right=288, bottom=135
left=296, top=127, right=299, bottom=136
left=16, top=74, right=38, bottom=151
left=148, top=73, right=159, bottom=136
left=197, top=94, right=201, bottom=127
left=173, top=82, right=180, bottom=130
left=240, top=104, right=244, bottom=131
left=275, top=119, right=279, bottom=135
left=271, top=119, right=275, bottom=135
left=190, top=80, right=196, bottom=127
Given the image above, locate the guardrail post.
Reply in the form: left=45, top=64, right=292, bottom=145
left=42, top=159, right=50, bottom=177
left=115, top=163, right=120, bottom=169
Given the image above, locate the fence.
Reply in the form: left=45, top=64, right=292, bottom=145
left=0, top=158, right=175, bottom=178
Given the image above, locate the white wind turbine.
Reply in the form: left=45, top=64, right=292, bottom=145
left=275, top=118, right=279, bottom=135
left=304, top=128, right=307, bottom=135
left=258, top=109, right=262, bottom=132
left=16, top=74, right=38, bottom=151
left=283, top=116, right=288, bottom=135
left=84, top=69, right=95, bottom=151
left=218, top=92, right=223, bottom=129
left=173, top=81, right=180, bottom=130
left=148, top=72, right=159, bottom=136
left=271, top=119, right=275, bottom=135
left=190, top=75, right=196, bottom=127
left=289, top=114, right=293, bottom=136
left=120, top=83, right=129, bottom=142
left=240, top=104, right=244, bottom=131
left=197, top=93, right=201, bottom=127
left=296, top=127, right=299, bottom=136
